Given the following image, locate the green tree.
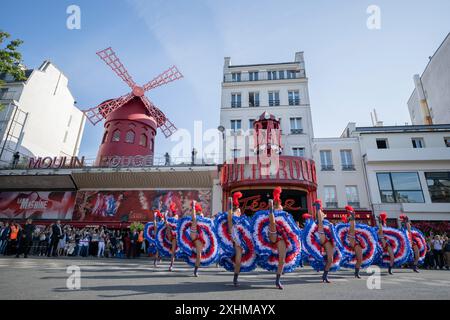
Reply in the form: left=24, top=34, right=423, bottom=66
left=0, top=31, right=26, bottom=110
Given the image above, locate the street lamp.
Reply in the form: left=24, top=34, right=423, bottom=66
left=217, top=125, right=226, bottom=164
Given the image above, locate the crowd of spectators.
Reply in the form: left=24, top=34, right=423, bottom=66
left=423, top=234, right=450, bottom=270
left=0, top=220, right=149, bottom=259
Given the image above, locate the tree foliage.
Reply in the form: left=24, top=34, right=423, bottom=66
left=0, top=30, right=26, bottom=86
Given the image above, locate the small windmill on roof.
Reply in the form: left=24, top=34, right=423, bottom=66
left=83, top=47, right=183, bottom=166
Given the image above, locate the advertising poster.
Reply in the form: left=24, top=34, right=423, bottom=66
left=72, top=189, right=212, bottom=222
left=0, top=191, right=76, bottom=220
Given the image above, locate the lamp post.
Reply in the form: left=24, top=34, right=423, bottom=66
left=217, top=125, right=226, bottom=164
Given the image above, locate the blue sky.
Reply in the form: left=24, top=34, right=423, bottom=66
left=1, top=0, right=449, bottom=160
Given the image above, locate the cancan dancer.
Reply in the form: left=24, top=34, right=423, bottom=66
left=152, top=209, right=164, bottom=267
left=400, top=214, right=427, bottom=273
left=228, top=192, right=243, bottom=286
left=190, top=201, right=203, bottom=276
left=345, top=206, right=363, bottom=278
left=166, top=202, right=179, bottom=271
left=268, top=187, right=287, bottom=290
left=376, top=212, right=395, bottom=275
left=314, top=199, right=335, bottom=283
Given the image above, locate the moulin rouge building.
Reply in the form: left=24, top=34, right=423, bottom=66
left=0, top=51, right=378, bottom=227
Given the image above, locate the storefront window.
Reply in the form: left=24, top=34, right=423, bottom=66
left=425, top=172, right=450, bottom=203
left=377, top=172, right=424, bottom=203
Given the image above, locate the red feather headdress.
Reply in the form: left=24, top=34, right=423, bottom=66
left=233, top=192, right=243, bottom=208
left=154, top=210, right=163, bottom=219
left=341, top=214, right=348, bottom=223
left=302, top=213, right=312, bottom=220
left=345, top=205, right=354, bottom=213
left=399, top=214, right=408, bottom=222
left=314, top=199, right=322, bottom=209
left=273, top=187, right=282, bottom=205
left=379, top=212, right=387, bottom=225
left=195, top=203, right=202, bottom=213
left=169, top=202, right=177, bottom=214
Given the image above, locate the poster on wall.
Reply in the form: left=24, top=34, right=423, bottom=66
left=0, top=191, right=76, bottom=220
left=72, top=190, right=212, bottom=222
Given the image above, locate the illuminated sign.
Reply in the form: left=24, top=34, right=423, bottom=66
left=28, top=156, right=85, bottom=169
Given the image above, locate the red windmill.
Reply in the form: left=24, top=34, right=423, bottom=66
left=83, top=47, right=183, bottom=166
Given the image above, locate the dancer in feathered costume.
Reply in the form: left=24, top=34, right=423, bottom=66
left=335, top=206, right=378, bottom=278
left=400, top=214, right=427, bottom=273
left=177, top=201, right=219, bottom=276
left=252, top=187, right=302, bottom=290
left=214, top=192, right=257, bottom=286
left=152, top=209, right=165, bottom=266
left=302, top=199, right=342, bottom=283
left=144, top=209, right=164, bottom=257
left=375, top=212, right=395, bottom=274
left=155, top=202, right=179, bottom=271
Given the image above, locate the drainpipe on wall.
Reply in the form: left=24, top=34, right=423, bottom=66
left=413, top=74, right=433, bottom=125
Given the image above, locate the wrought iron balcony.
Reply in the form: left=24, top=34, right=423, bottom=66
left=321, top=165, right=334, bottom=171
left=325, top=201, right=338, bottom=208
left=224, top=70, right=306, bottom=83
left=342, top=164, right=356, bottom=171
left=290, top=128, right=303, bottom=135
left=288, top=98, right=300, bottom=106
left=269, top=99, right=280, bottom=106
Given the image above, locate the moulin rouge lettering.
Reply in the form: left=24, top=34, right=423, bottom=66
left=240, top=195, right=302, bottom=213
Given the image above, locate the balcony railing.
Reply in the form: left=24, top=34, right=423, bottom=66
left=231, top=102, right=242, bottom=108
left=342, top=164, right=355, bottom=171
left=249, top=101, right=260, bottom=107
left=325, top=201, right=338, bottom=208
left=348, top=201, right=360, bottom=208
left=321, top=165, right=334, bottom=171
left=290, top=128, right=303, bottom=135
left=288, top=99, right=300, bottom=106
left=224, top=70, right=306, bottom=83
left=269, top=99, right=280, bottom=106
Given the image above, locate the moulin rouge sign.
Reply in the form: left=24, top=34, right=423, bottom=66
left=221, top=156, right=317, bottom=188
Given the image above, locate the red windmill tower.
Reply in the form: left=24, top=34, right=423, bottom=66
left=83, top=47, right=183, bottom=166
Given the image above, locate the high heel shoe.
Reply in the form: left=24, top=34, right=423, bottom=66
left=388, top=265, right=393, bottom=275
left=194, top=266, right=199, bottom=277
left=233, top=273, right=239, bottom=287
left=322, top=270, right=331, bottom=283
left=275, top=274, right=283, bottom=290
left=355, top=268, right=361, bottom=279
left=413, top=264, right=419, bottom=273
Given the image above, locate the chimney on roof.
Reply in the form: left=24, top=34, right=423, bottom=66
left=224, top=57, right=231, bottom=68
left=413, top=74, right=433, bottom=125
left=295, top=52, right=304, bottom=63
left=371, top=109, right=383, bottom=127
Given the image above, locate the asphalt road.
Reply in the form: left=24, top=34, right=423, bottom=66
left=0, top=256, right=448, bottom=300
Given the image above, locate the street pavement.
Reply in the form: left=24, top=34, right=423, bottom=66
left=0, top=256, right=448, bottom=300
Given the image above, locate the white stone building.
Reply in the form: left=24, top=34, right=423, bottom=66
left=0, top=61, right=85, bottom=166
left=220, top=52, right=314, bottom=160
left=340, top=123, right=450, bottom=223
left=408, top=33, right=450, bottom=125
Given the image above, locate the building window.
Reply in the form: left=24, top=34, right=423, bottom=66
left=268, top=91, right=280, bottom=106
left=0, top=88, right=8, bottom=99
left=292, top=147, right=305, bottom=157
left=267, top=71, right=277, bottom=80
left=320, top=150, right=333, bottom=171
left=425, top=172, right=450, bottom=203
left=249, top=71, right=259, bottom=81
left=324, top=186, right=338, bottom=208
left=249, top=92, right=260, bottom=107
left=444, top=137, right=450, bottom=147
left=231, top=72, right=241, bottom=82
left=287, top=70, right=298, bottom=79
left=288, top=90, right=300, bottom=105
left=230, top=120, right=241, bottom=132
left=278, top=70, right=285, bottom=79
left=102, top=131, right=108, bottom=144
left=376, top=139, right=389, bottom=149
left=125, top=130, right=135, bottom=143
left=377, top=172, right=424, bottom=203
left=412, top=137, right=425, bottom=148
left=112, top=130, right=121, bottom=142
left=248, top=119, right=255, bottom=130
left=139, top=134, right=147, bottom=147
left=340, top=150, right=355, bottom=170
left=289, top=117, right=303, bottom=134
left=231, top=93, right=241, bottom=108
left=231, top=149, right=240, bottom=158
left=345, top=186, right=360, bottom=208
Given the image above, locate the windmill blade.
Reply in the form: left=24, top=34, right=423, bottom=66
left=140, top=95, right=177, bottom=138
left=142, top=65, right=183, bottom=92
left=97, top=47, right=136, bottom=89
left=83, top=93, right=134, bottom=125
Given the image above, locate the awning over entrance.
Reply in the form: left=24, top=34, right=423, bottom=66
left=0, top=174, right=77, bottom=190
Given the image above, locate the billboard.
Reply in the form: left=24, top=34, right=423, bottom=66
left=72, top=190, right=212, bottom=222
left=0, top=191, right=77, bottom=220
